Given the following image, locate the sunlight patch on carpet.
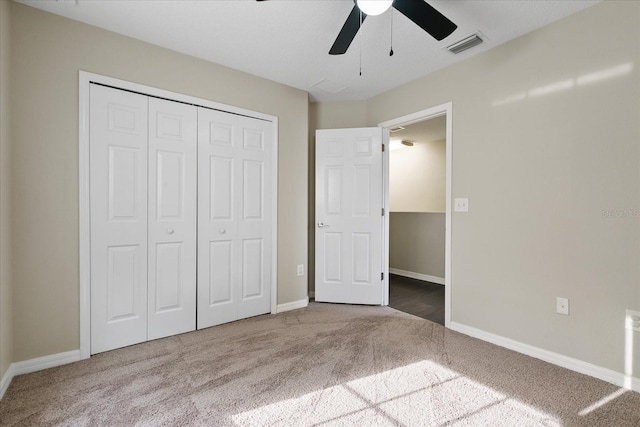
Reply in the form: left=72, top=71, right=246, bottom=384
left=232, top=359, right=561, bottom=426
left=579, top=388, right=628, bottom=416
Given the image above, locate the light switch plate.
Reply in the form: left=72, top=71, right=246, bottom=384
left=454, top=198, right=469, bottom=212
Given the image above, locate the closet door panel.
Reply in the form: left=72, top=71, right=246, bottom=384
left=237, top=117, right=272, bottom=319
left=198, top=111, right=238, bottom=327
left=90, top=85, right=148, bottom=354
left=198, top=109, right=272, bottom=328
left=147, top=98, right=197, bottom=340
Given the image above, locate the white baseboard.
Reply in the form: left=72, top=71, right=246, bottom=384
left=12, top=349, right=81, bottom=376
left=449, top=322, right=640, bottom=393
left=0, top=349, right=80, bottom=400
left=276, top=297, right=309, bottom=313
left=389, top=268, right=445, bottom=285
left=0, top=365, right=13, bottom=400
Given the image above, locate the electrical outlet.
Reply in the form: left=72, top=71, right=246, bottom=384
left=454, top=198, right=469, bottom=212
left=626, top=309, right=640, bottom=332
left=556, top=297, right=569, bottom=315
left=297, top=264, right=304, bottom=277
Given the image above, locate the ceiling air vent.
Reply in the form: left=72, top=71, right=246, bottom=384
left=389, top=126, right=405, bottom=133
left=447, top=33, right=483, bottom=54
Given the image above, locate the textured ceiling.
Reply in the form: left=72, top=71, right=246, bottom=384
left=18, top=0, right=600, bottom=102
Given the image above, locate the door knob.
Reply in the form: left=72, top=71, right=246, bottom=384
left=219, top=229, right=226, bottom=234
left=167, top=228, right=174, bottom=234
left=317, top=222, right=329, bottom=228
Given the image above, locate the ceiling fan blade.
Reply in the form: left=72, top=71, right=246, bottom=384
left=329, top=5, right=366, bottom=55
left=393, top=0, right=457, bottom=41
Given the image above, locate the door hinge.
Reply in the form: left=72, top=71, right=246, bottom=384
left=382, top=143, right=385, bottom=152
left=381, top=272, right=384, bottom=281
left=381, top=208, right=385, bottom=216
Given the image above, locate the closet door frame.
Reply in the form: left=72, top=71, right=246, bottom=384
left=78, top=71, right=278, bottom=360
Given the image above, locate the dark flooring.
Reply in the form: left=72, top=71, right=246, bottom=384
left=389, top=274, right=445, bottom=325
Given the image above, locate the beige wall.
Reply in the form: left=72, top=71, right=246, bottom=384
left=308, top=101, right=368, bottom=293
left=0, top=0, right=12, bottom=380
left=390, top=213, right=445, bottom=279
left=390, top=139, right=446, bottom=212
left=10, top=3, right=308, bottom=362
left=309, top=101, right=368, bottom=131
left=368, top=1, right=640, bottom=377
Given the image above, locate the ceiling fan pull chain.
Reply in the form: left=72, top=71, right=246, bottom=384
left=390, top=9, right=394, bottom=56
left=359, top=9, right=363, bottom=76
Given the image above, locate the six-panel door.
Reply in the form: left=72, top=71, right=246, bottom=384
left=315, top=128, right=384, bottom=305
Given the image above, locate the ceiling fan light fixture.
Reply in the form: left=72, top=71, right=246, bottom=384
left=356, top=0, right=393, bottom=16
left=389, top=139, right=413, bottom=151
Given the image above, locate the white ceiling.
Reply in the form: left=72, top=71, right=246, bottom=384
left=18, top=0, right=600, bottom=102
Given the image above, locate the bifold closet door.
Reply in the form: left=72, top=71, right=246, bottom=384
left=90, top=85, right=149, bottom=354
left=197, top=108, right=272, bottom=329
left=147, top=98, right=197, bottom=340
left=90, top=85, right=197, bottom=354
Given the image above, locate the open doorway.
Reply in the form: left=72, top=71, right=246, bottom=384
left=380, top=103, right=452, bottom=327
left=386, top=116, right=446, bottom=324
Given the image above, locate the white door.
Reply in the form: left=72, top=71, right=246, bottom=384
left=197, top=108, right=273, bottom=328
left=147, top=98, right=197, bottom=340
left=315, top=128, right=385, bottom=305
left=90, top=85, right=149, bottom=354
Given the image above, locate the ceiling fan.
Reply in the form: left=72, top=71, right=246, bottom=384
left=257, top=0, right=457, bottom=55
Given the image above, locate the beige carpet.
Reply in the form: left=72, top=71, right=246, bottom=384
left=1, top=303, right=638, bottom=426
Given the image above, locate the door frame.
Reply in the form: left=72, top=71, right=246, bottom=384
left=378, top=102, right=453, bottom=327
left=78, top=71, right=279, bottom=359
